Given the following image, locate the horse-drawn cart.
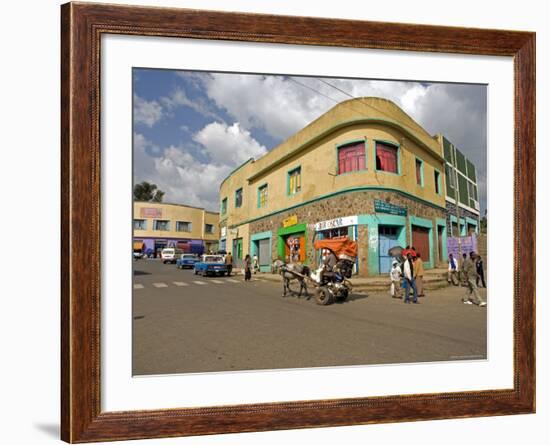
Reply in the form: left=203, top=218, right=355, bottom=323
left=275, top=237, right=357, bottom=306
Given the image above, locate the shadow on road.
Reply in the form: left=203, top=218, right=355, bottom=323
left=133, top=270, right=151, bottom=276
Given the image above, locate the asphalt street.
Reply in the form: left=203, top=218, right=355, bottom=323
left=133, top=259, right=487, bottom=375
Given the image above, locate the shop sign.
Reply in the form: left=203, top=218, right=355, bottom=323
left=374, top=199, right=407, bottom=216
left=314, top=215, right=357, bottom=231
left=220, top=227, right=227, bottom=237
left=282, top=215, right=298, bottom=228
left=140, top=207, right=162, bottom=218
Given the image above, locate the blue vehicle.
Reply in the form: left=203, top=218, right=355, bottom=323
left=176, top=253, right=199, bottom=269
left=194, top=255, right=228, bottom=277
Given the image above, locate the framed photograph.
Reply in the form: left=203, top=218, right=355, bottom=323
left=61, top=2, right=535, bottom=442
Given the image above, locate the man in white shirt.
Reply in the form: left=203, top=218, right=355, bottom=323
left=448, top=253, right=459, bottom=285
left=402, top=253, right=418, bottom=304
left=390, top=261, right=402, bottom=298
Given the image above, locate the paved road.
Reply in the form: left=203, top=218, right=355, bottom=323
left=133, top=259, right=487, bottom=375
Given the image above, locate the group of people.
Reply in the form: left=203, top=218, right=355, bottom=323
left=448, top=251, right=487, bottom=306
left=390, top=247, right=487, bottom=307
left=447, top=252, right=486, bottom=288
left=224, top=252, right=259, bottom=282
left=389, top=246, right=425, bottom=304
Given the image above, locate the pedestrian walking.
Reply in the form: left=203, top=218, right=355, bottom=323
left=462, top=252, right=487, bottom=306
left=447, top=253, right=459, bottom=285
left=414, top=253, right=425, bottom=297
left=390, top=260, right=402, bottom=298
left=402, top=252, right=418, bottom=304
left=476, top=255, right=486, bottom=288
left=253, top=254, right=259, bottom=274
left=225, top=252, right=233, bottom=276
left=459, top=252, right=468, bottom=286
left=244, top=254, right=252, bottom=281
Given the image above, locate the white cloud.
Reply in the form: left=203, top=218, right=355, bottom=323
left=133, top=122, right=267, bottom=211
left=133, top=94, right=163, bottom=127
left=161, top=87, right=223, bottom=122
left=193, top=122, right=267, bottom=166
left=199, top=74, right=324, bottom=140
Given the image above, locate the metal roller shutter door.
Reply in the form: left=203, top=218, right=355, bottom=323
left=258, top=239, right=270, bottom=266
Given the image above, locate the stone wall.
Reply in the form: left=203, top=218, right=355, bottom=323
left=247, top=189, right=446, bottom=274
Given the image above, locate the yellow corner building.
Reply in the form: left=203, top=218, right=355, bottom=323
left=133, top=202, right=219, bottom=256
left=219, top=97, right=450, bottom=276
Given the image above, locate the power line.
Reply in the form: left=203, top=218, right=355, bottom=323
left=317, top=78, right=437, bottom=145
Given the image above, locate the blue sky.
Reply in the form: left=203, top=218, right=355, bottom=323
left=133, top=69, right=487, bottom=214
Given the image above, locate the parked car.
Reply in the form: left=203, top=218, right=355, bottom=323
left=194, top=255, right=228, bottom=277
left=176, top=253, right=199, bottom=269
left=161, top=247, right=184, bottom=264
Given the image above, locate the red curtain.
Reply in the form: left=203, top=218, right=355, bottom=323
left=338, top=142, right=365, bottom=174
left=376, top=143, right=398, bottom=173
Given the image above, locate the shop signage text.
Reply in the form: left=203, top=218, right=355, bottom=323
left=374, top=199, right=407, bottom=216
left=314, top=216, right=358, bottom=231
left=282, top=215, right=298, bottom=228
left=140, top=207, right=162, bottom=218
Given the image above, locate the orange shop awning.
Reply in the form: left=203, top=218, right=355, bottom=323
left=133, top=241, right=144, bottom=250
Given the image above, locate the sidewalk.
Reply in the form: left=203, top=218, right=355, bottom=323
left=252, top=267, right=449, bottom=291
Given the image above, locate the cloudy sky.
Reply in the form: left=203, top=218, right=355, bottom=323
left=133, top=69, right=487, bottom=214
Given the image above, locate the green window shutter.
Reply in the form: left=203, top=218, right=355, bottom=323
left=458, top=175, right=469, bottom=206
left=455, top=149, right=467, bottom=175
left=443, top=137, right=453, bottom=163
left=466, top=159, right=477, bottom=182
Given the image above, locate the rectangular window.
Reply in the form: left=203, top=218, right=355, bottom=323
left=375, top=142, right=398, bottom=173
left=153, top=219, right=170, bottom=231
left=221, top=198, right=227, bottom=215
left=205, top=224, right=214, bottom=234
left=176, top=221, right=192, bottom=232
left=258, top=184, right=268, bottom=208
left=445, top=164, right=455, bottom=188
left=133, top=219, right=147, bottom=230
left=235, top=188, right=243, bottom=208
left=288, top=167, right=301, bottom=195
left=337, top=141, right=366, bottom=174
left=415, top=159, right=423, bottom=186
left=434, top=170, right=441, bottom=194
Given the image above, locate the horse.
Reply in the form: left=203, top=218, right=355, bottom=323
left=273, top=259, right=311, bottom=298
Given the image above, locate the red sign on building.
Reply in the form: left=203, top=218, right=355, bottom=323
left=140, top=207, right=162, bottom=218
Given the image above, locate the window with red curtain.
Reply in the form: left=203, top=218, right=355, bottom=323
left=376, top=142, right=398, bottom=173
left=338, top=142, right=366, bottom=174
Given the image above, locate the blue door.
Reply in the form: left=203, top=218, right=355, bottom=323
left=378, top=226, right=400, bottom=274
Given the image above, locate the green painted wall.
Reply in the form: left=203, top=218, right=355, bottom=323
left=358, top=214, right=407, bottom=275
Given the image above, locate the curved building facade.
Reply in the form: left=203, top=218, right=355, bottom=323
left=219, top=97, right=449, bottom=276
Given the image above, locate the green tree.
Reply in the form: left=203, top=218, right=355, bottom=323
left=133, top=181, right=165, bottom=202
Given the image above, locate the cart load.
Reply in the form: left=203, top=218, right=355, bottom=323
left=313, top=237, right=358, bottom=262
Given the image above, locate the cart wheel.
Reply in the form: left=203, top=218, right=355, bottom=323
left=315, top=287, right=334, bottom=305
left=336, top=288, right=349, bottom=302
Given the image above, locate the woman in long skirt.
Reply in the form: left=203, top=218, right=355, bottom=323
left=244, top=254, right=252, bottom=281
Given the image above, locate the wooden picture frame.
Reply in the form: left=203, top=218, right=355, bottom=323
left=61, top=2, right=535, bottom=442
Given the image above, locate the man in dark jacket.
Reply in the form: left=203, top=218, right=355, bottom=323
left=462, top=252, right=486, bottom=306
left=475, top=255, right=486, bottom=288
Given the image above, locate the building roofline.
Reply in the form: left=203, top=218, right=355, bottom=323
left=246, top=117, right=445, bottom=183
left=134, top=201, right=219, bottom=214
left=219, top=157, right=255, bottom=189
